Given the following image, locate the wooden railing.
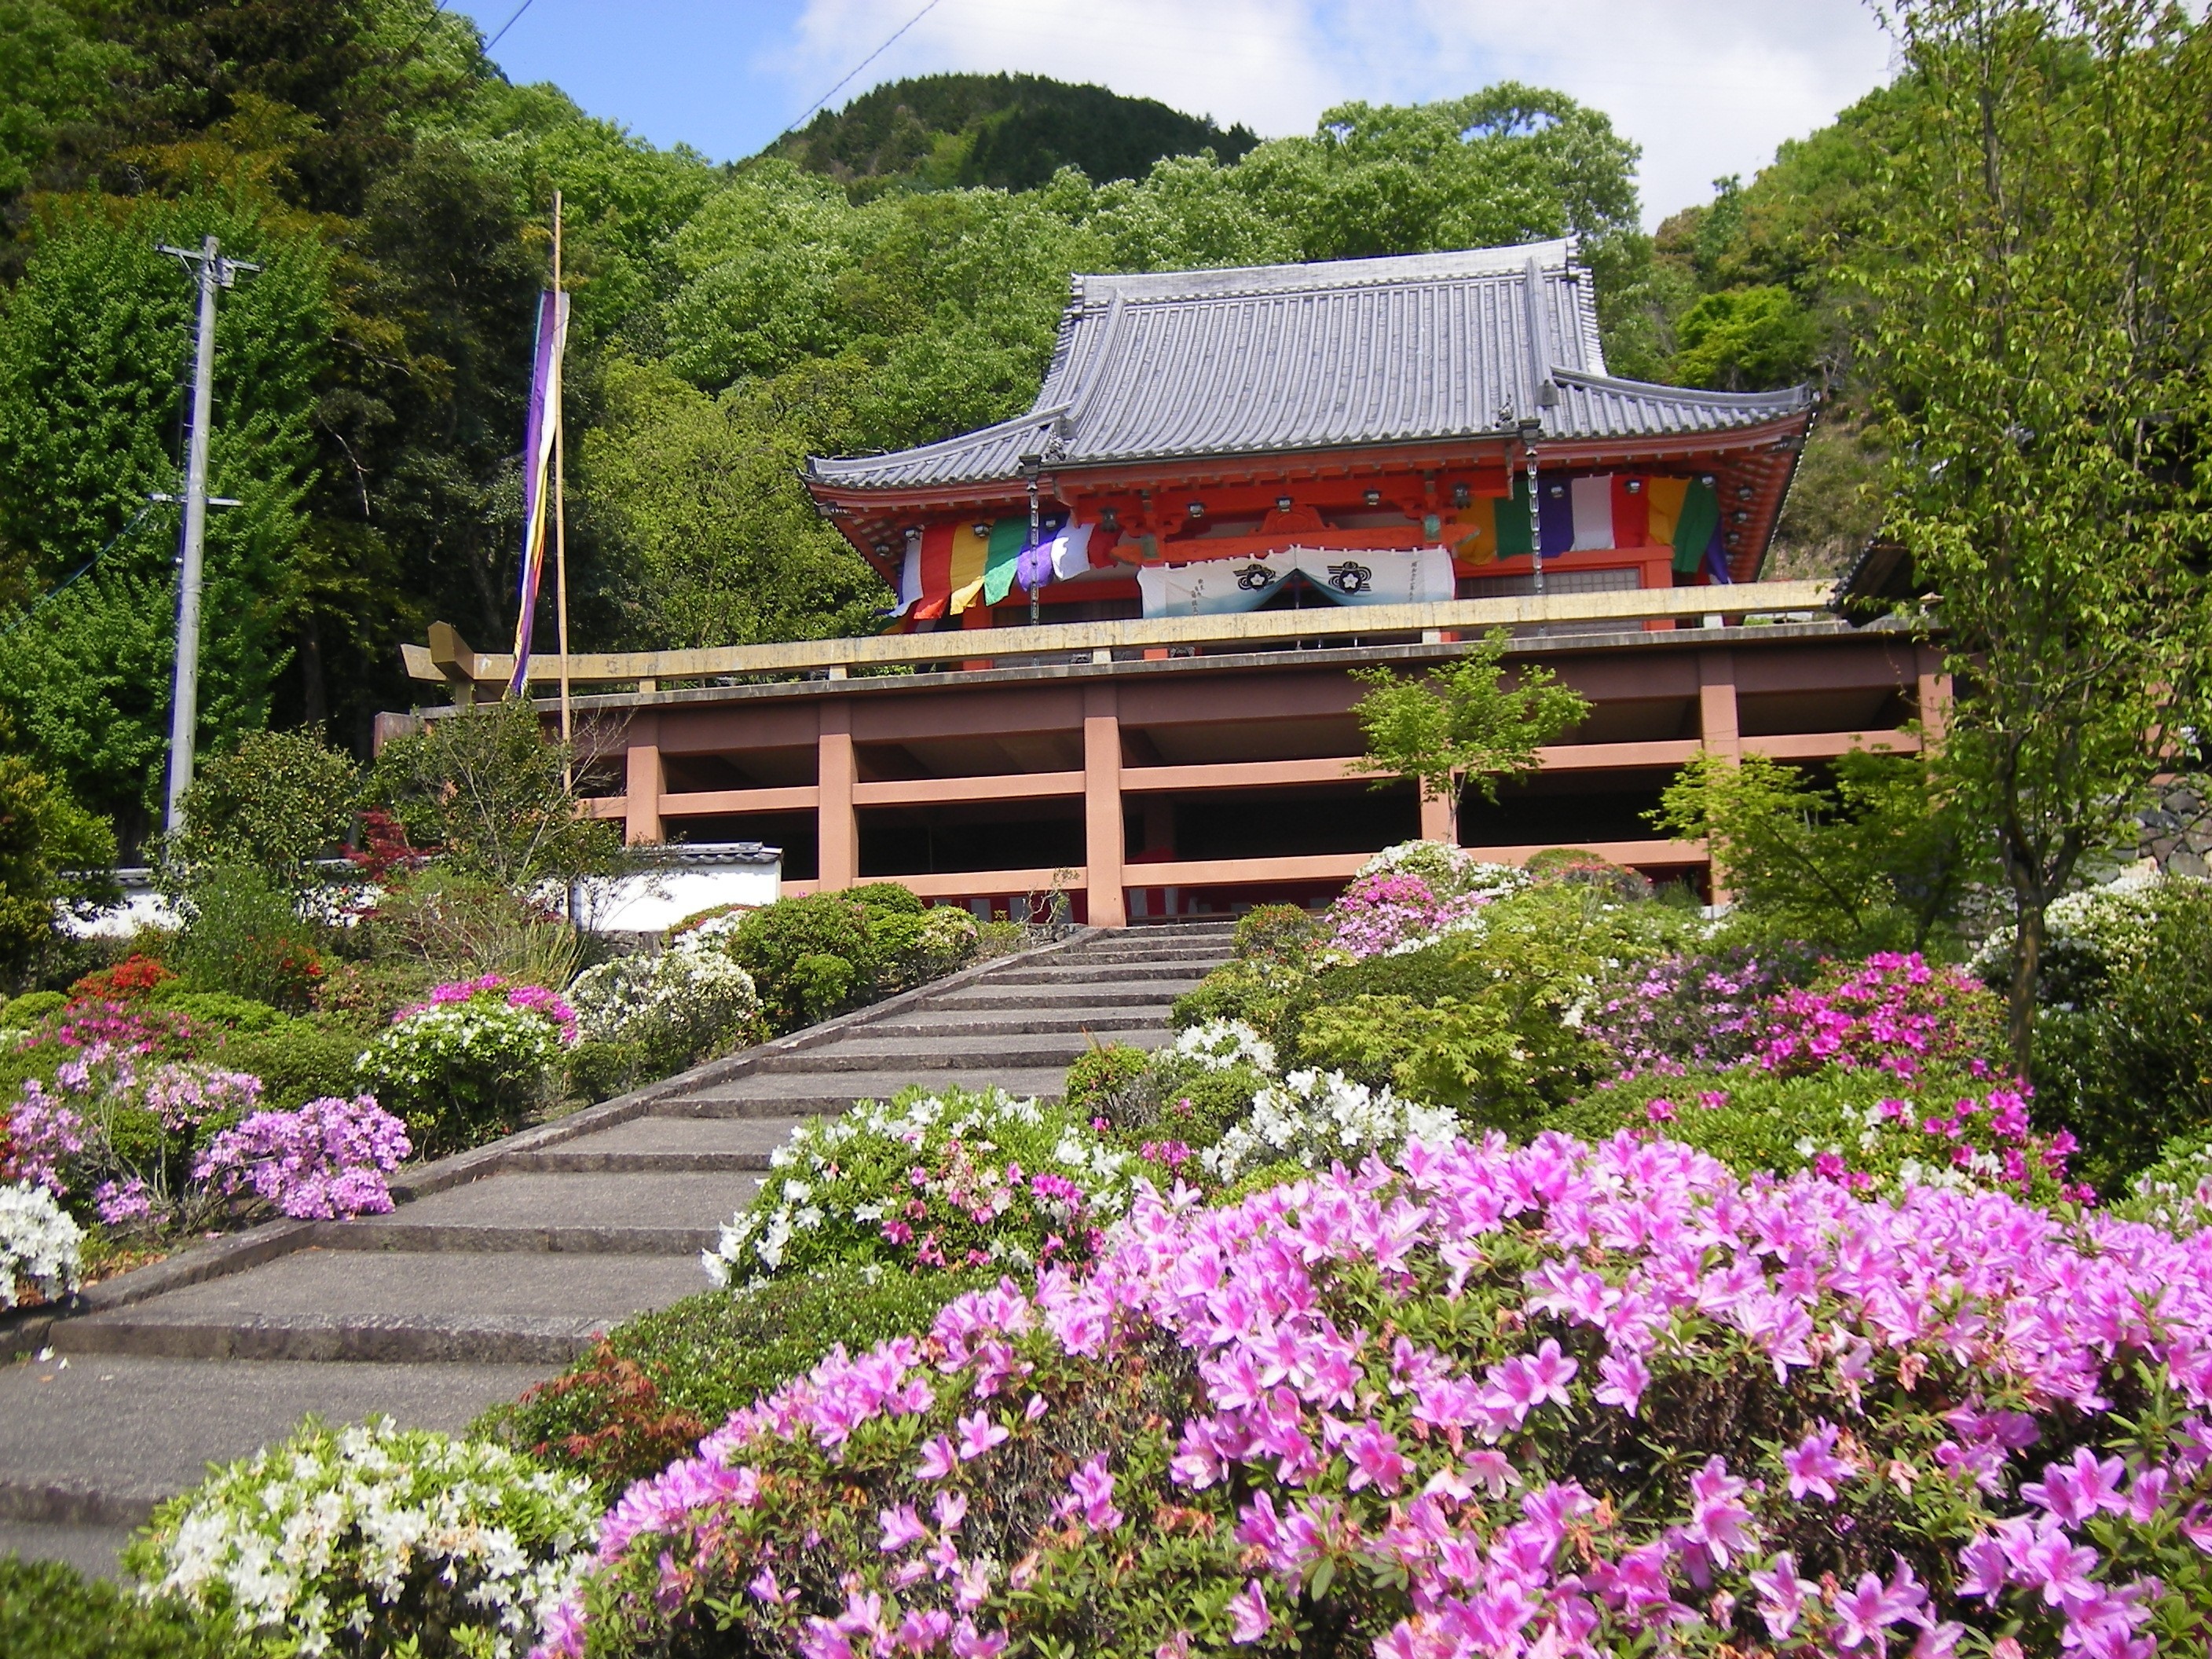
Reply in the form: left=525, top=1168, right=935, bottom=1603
left=404, top=580, right=1839, bottom=698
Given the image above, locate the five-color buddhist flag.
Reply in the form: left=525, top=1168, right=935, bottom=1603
left=508, top=289, right=570, bottom=695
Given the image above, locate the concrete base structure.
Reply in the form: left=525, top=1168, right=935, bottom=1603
left=534, top=619, right=1942, bottom=924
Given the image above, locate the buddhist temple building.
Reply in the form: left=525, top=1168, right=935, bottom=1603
left=399, top=239, right=1943, bottom=925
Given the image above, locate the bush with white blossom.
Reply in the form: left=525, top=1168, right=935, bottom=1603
left=125, top=1416, right=598, bottom=1659
left=1200, top=1060, right=1464, bottom=1181
left=705, top=1087, right=1136, bottom=1288
left=0, top=1178, right=82, bottom=1306
left=357, top=976, right=576, bottom=1155
left=568, top=943, right=760, bottom=1071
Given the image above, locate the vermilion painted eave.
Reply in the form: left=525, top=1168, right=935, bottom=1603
left=809, top=409, right=1817, bottom=590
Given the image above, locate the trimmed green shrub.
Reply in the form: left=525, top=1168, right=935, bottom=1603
left=728, top=893, right=873, bottom=1030
left=478, top=1264, right=989, bottom=1493
left=218, top=1016, right=372, bottom=1115
left=166, top=727, right=361, bottom=893
left=1061, top=1042, right=1151, bottom=1115
left=1551, top=1062, right=2084, bottom=1206
left=142, top=987, right=287, bottom=1032
left=0, top=1555, right=233, bottom=1659
left=566, top=1038, right=646, bottom=1104
left=1230, top=901, right=1317, bottom=963
left=0, top=989, right=64, bottom=1027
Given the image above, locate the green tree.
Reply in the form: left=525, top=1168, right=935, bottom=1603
left=0, top=709, right=116, bottom=984
left=0, top=192, right=329, bottom=841
left=369, top=696, right=621, bottom=891
left=1652, top=749, right=1972, bottom=954
left=168, top=727, right=362, bottom=891
left=578, top=357, right=884, bottom=648
left=1669, top=285, right=1818, bottom=391
left=1350, top=629, right=1590, bottom=842
left=0, top=0, right=123, bottom=201
left=1861, top=0, right=2212, bottom=1068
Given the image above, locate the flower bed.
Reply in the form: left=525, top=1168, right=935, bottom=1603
left=358, top=974, right=577, bottom=1155
left=705, top=1088, right=1135, bottom=1287
left=557, top=1133, right=2212, bottom=1658
left=128, top=1417, right=596, bottom=1659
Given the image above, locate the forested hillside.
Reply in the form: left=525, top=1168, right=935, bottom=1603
left=0, top=0, right=1887, bottom=854
left=770, top=71, right=1260, bottom=192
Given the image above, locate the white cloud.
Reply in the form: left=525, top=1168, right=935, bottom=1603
left=771, top=0, right=1897, bottom=223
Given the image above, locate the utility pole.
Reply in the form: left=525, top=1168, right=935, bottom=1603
left=156, top=236, right=258, bottom=834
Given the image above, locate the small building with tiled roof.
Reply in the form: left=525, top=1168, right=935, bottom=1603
left=808, top=240, right=1816, bottom=624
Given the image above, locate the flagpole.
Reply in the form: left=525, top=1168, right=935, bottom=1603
left=551, top=190, right=573, bottom=786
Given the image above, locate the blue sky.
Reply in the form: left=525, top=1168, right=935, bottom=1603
left=447, top=0, right=1898, bottom=225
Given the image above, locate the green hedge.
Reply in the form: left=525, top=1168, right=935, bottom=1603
left=0, top=1555, right=233, bottom=1658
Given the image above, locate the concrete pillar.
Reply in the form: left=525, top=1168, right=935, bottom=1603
left=1083, top=684, right=1126, bottom=928
left=1916, top=643, right=1951, bottom=748
left=819, top=701, right=858, bottom=891
left=1697, top=649, right=1741, bottom=761
left=1419, top=786, right=1455, bottom=846
left=1697, top=649, right=1740, bottom=903
left=624, top=742, right=663, bottom=846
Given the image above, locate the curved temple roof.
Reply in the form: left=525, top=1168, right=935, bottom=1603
left=808, top=240, right=1814, bottom=494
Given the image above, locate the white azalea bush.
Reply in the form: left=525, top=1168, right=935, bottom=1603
left=1969, top=863, right=2177, bottom=1006
left=357, top=977, right=576, bottom=1155
left=0, top=1177, right=82, bottom=1307
left=125, top=1417, right=597, bottom=1659
left=567, top=942, right=760, bottom=1072
left=2112, top=1131, right=2212, bottom=1236
left=1199, top=1064, right=1463, bottom=1182
left=705, top=1086, right=1136, bottom=1288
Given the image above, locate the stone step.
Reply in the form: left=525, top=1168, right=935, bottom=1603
left=657, top=1067, right=1071, bottom=1116
left=504, top=1115, right=800, bottom=1173
left=749, top=1031, right=1166, bottom=1075
left=52, top=1250, right=702, bottom=1365
left=860, top=1009, right=1159, bottom=1038
left=928, top=985, right=1187, bottom=1011
left=315, top=1169, right=766, bottom=1254
left=0, top=1353, right=550, bottom=1529
left=977, top=962, right=1214, bottom=986
left=0, top=1519, right=136, bottom=1580
left=1060, top=941, right=1232, bottom=963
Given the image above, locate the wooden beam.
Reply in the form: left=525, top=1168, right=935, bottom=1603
left=1742, top=730, right=1921, bottom=761
left=851, top=771, right=1085, bottom=806
left=405, top=580, right=1838, bottom=690
left=660, top=786, right=821, bottom=817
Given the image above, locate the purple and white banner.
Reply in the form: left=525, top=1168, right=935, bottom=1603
left=509, top=288, right=571, bottom=695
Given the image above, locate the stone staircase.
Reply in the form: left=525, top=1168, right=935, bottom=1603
left=0, top=921, right=1234, bottom=1576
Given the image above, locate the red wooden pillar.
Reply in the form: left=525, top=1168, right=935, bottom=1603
left=1084, top=683, right=1126, bottom=928
left=819, top=701, right=857, bottom=891
left=1698, top=649, right=1740, bottom=902
left=624, top=709, right=662, bottom=846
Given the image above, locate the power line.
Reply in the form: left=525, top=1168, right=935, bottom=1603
left=0, top=499, right=164, bottom=641
left=485, top=0, right=536, bottom=50
left=779, top=0, right=948, bottom=141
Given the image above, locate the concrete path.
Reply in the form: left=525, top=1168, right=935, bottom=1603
left=0, top=921, right=1232, bottom=1574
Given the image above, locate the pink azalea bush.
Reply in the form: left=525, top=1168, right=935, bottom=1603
left=395, top=974, right=580, bottom=1045
left=9, top=1038, right=264, bottom=1232
left=1752, top=953, right=2003, bottom=1081
left=194, top=1094, right=413, bottom=1219
left=547, top=1133, right=2212, bottom=1657
left=1584, top=946, right=1823, bottom=1079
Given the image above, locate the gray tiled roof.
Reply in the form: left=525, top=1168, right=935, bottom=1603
left=808, top=240, right=1814, bottom=493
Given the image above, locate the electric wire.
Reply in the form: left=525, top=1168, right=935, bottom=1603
left=778, top=0, right=949, bottom=140
left=485, top=0, right=536, bottom=51
left=0, top=498, right=166, bottom=640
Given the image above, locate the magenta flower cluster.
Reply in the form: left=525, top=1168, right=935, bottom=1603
left=551, top=1131, right=2212, bottom=1657
left=1753, top=953, right=1994, bottom=1080
left=193, top=1095, right=412, bottom=1219
left=396, top=975, right=580, bottom=1045
left=1326, top=871, right=1495, bottom=959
